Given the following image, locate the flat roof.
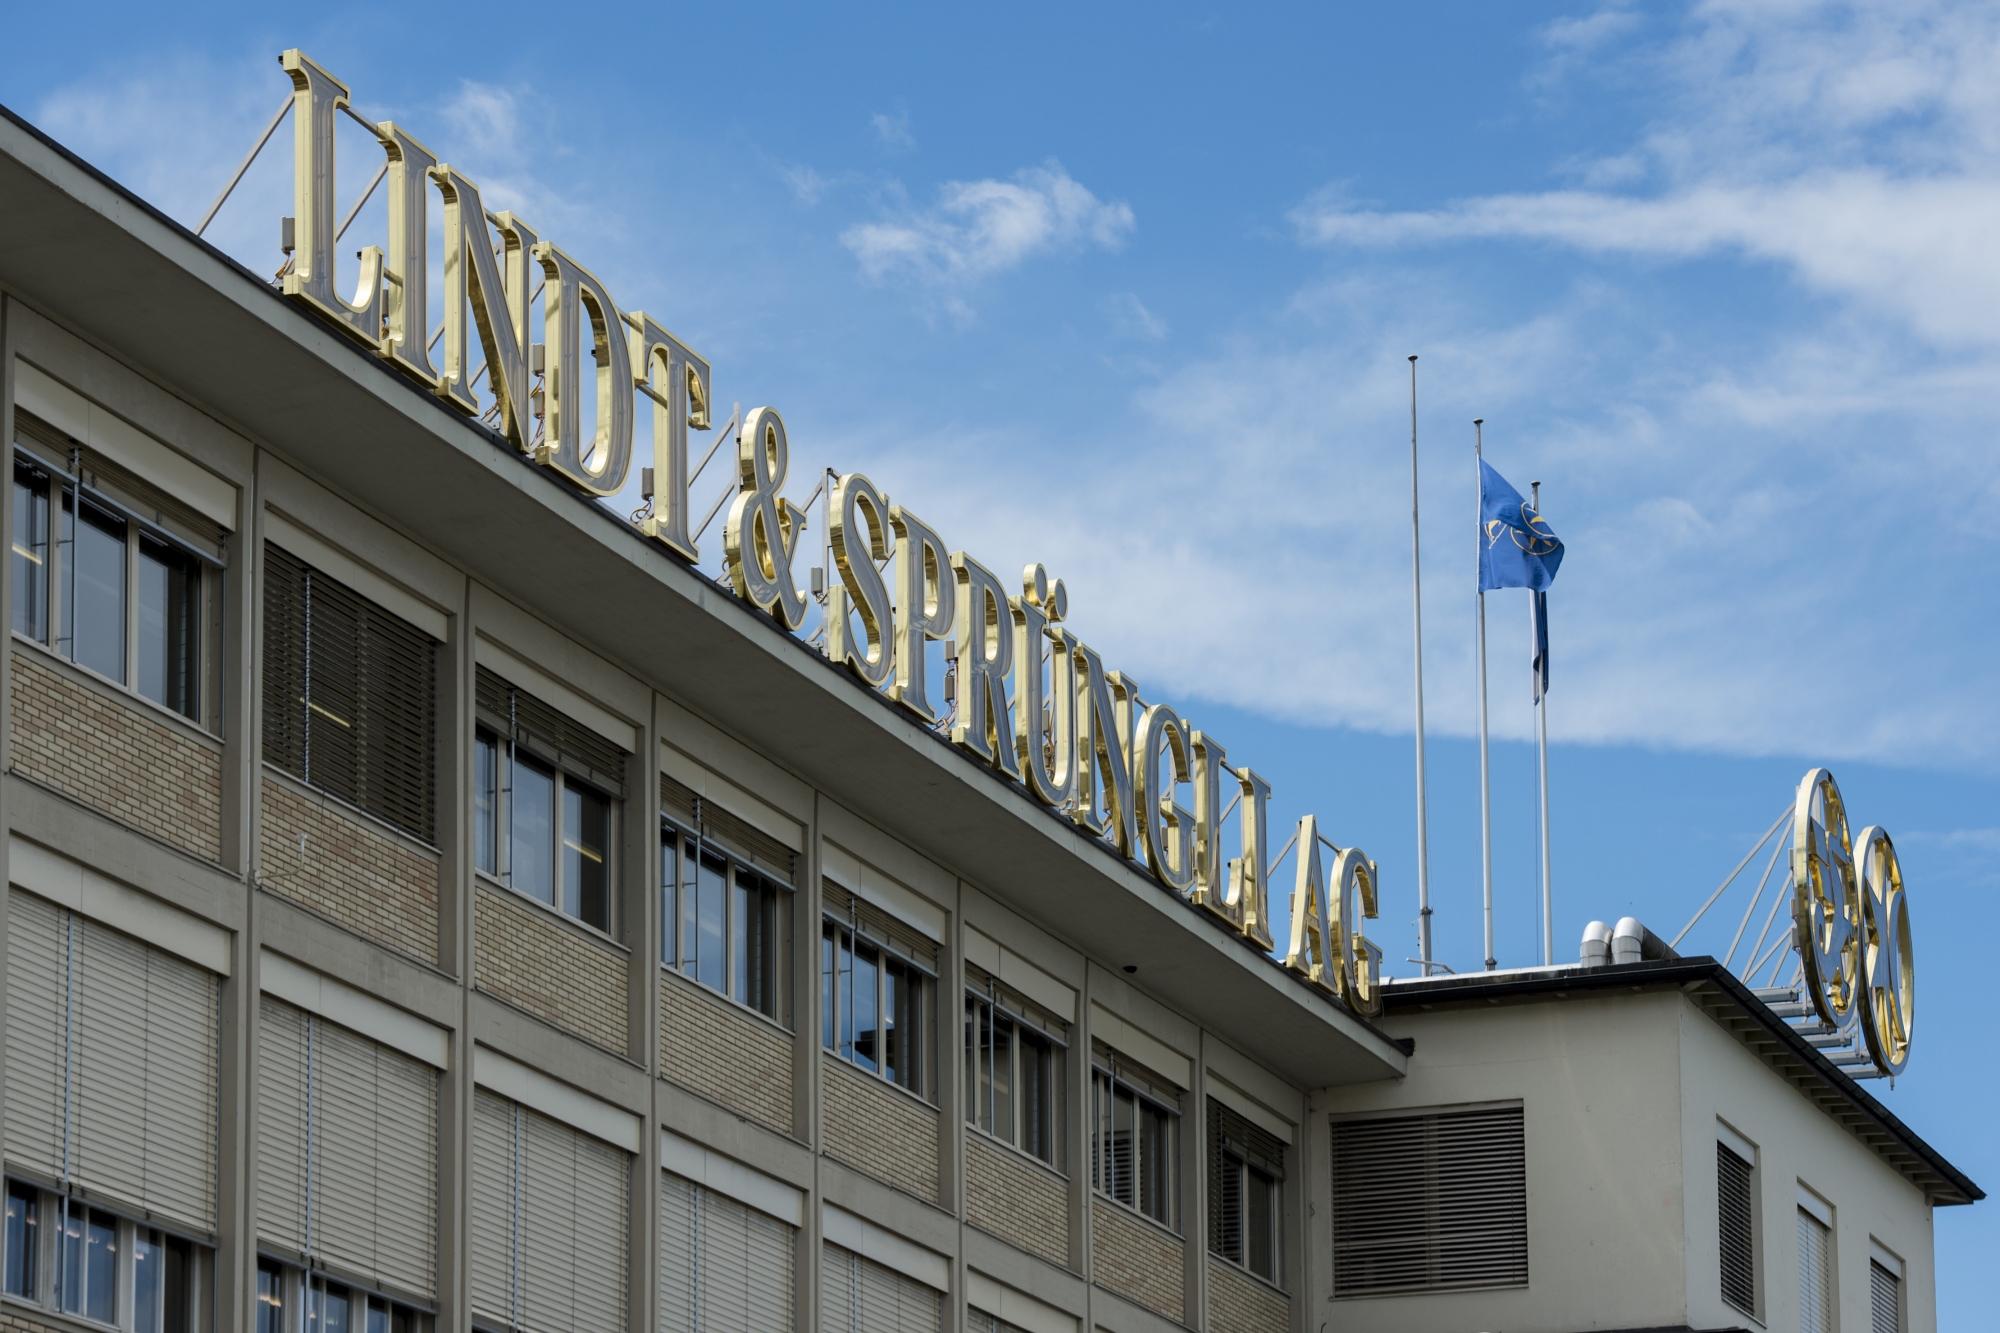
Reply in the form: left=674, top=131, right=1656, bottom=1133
left=1383, top=957, right=1982, bottom=1207
left=0, top=102, right=1408, bottom=1091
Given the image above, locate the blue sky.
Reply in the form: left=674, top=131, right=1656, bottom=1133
left=5, top=0, right=1996, bottom=1317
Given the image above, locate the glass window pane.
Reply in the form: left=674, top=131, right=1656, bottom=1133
left=1139, top=1102, right=1173, bottom=1226
left=474, top=734, right=497, bottom=875
left=696, top=852, right=727, bottom=992
left=851, top=940, right=879, bottom=1072
left=1245, top=1168, right=1276, bottom=1281
left=563, top=782, right=610, bottom=930
left=69, top=501, right=127, bottom=683
left=661, top=831, right=678, bottom=966
left=991, top=1012, right=1014, bottom=1142
left=5, top=1182, right=37, bottom=1298
left=976, top=1000, right=995, bottom=1133
left=84, top=1209, right=115, bottom=1323
left=366, top=1301, right=389, bottom=1333
left=886, top=961, right=922, bottom=1094
left=1112, top=1089, right=1136, bottom=1207
left=138, top=536, right=199, bottom=718
left=731, top=868, right=750, bottom=1001
left=163, top=1238, right=188, bottom=1333
left=134, top=1229, right=161, bottom=1333
left=744, top=876, right=775, bottom=1016
left=510, top=753, right=555, bottom=904
left=681, top=840, right=698, bottom=976
left=1021, top=1033, right=1050, bottom=1163
left=13, top=467, right=48, bottom=642
left=838, top=930, right=856, bottom=1064
left=256, top=1261, right=285, bottom=1333
left=964, top=996, right=979, bottom=1127
left=822, top=924, right=838, bottom=1050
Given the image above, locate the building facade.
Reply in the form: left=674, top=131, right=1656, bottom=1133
left=0, top=79, right=1975, bottom=1333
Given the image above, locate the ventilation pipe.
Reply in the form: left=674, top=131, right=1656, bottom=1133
left=1612, top=916, right=1677, bottom=965
left=1580, top=921, right=1613, bottom=968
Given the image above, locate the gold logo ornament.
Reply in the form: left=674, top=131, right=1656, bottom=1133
left=1791, top=768, right=1861, bottom=1028
left=1853, top=825, right=1914, bottom=1077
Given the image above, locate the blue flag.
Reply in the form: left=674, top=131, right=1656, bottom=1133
left=1478, top=459, right=1563, bottom=593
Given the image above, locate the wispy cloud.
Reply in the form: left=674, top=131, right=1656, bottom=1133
left=841, top=160, right=1134, bottom=304
left=1107, top=292, right=1168, bottom=341
left=871, top=109, right=915, bottom=151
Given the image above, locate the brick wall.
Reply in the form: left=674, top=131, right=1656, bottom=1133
left=660, top=970, right=793, bottom=1134
left=821, top=1054, right=939, bottom=1202
left=259, top=775, right=439, bottom=964
left=1207, top=1256, right=1287, bottom=1333
left=1091, top=1198, right=1184, bottom=1322
left=967, top=1133, right=1067, bottom=1266
left=474, top=882, right=627, bottom=1052
left=10, top=650, right=222, bottom=860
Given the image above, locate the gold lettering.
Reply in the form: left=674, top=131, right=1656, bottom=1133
left=1284, top=815, right=1336, bottom=994
left=279, top=51, right=382, bottom=347
left=826, top=474, right=895, bottom=688
left=949, top=553, right=1018, bottom=777
left=1011, top=567, right=1077, bottom=809
left=626, top=313, right=711, bottom=560
left=1135, top=703, right=1196, bottom=894
left=723, top=407, right=809, bottom=628
left=532, top=242, right=633, bottom=494
left=886, top=506, right=955, bottom=722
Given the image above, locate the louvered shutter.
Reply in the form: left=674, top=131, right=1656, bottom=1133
left=5, top=891, right=66, bottom=1180
left=1717, top=1145, right=1755, bottom=1316
left=701, top=1191, right=753, bottom=1333
left=1331, top=1106, right=1526, bottom=1296
left=1798, top=1211, right=1833, bottom=1333
left=658, top=1176, right=697, bottom=1333
left=1870, top=1261, right=1901, bottom=1333
left=476, top=668, right=626, bottom=799
left=313, top=1020, right=438, bottom=1298
left=256, top=999, right=311, bottom=1254
left=469, top=1092, right=517, bottom=1329
left=744, top=1203, right=795, bottom=1333
left=518, top=1107, right=628, bottom=1333
left=855, top=1253, right=939, bottom=1333
left=822, top=1246, right=858, bottom=1333
left=73, top=919, right=217, bottom=1231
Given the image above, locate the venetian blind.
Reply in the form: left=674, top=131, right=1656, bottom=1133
left=5, top=895, right=219, bottom=1232
left=1870, top=1261, right=1901, bottom=1333
left=1718, top=1144, right=1756, bottom=1316
left=1798, top=1211, right=1833, bottom=1333
left=661, top=774, right=796, bottom=881
left=659, top=1173, right=796, bottom=1333
left=821, top=1246, right=939, bottom=1333
left=821, top=882, right=936, bottom=974
left=468, top=1091, right=517, bottom=1330
left=264, top=544, right=439, bottom=843
left=15, top=408, right=228, bottom=552
left=1208, top=1098, right=1285, bottom=1260
left=254, top=998, right=439, bottom=1297
left=1330, top=1106, right=1526, bottom=1296
left=476, top=667, right=627, bottom=798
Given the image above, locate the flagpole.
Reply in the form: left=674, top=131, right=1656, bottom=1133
left=1409, top=356, right=1434, bottom=974
left=1532, top=481, right=1551, bottom=967
left=1475, top=419, right=1495, bottom=971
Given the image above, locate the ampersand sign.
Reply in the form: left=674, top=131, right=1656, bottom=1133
left=724, top=406, right=809, bottom=629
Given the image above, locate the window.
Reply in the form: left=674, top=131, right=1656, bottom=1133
left=822, top=1245, right=941, bottom=1333
left=963, top=970, right=1066, bottom=1169
left=474, top=668, right=627, bottom=935
left=821, top=882, right=936, bottom=1098
left=1208, top=1099, right=1284, bottom=1285
left=1870, top=1258, right=1902, bottom=1333
left=1330, top=1105, right=1527, bottom=1296
left=1717, top=1142, right=1756, bottom=1317
left=1798, top=1206, right=1833, bottom=1333
left=1090, top=1047, right=1181, bottom=1229
left=12, top=448, right=219, bottom=724
left=263, top=544, right=437, bottom=842
left=658, top=1173, right=796, bottom=1333
left=255, top=998, right=440, bottom=1300
left=5, top=1180, right=205, bottom=1333
left=469, top=1092, right=628, bottom=1333
left=661, top=822, right=792, bottom=1022
left=255, top=1259, right=430, bottom=1333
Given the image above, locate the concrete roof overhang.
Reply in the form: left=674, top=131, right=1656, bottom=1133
left=0, top=106, right=1408, bottom=1091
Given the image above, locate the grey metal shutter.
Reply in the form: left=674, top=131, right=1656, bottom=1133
left=660, top=1176, right=797, bottom=1333
left=313, top=1019, right=438, bottom=1298
left=1330, top=1106, right=1527, bottom=1296
left=856, top=1252, right=939, bottom=1333
left=256, top=998, right=311, bottom=1254
left=5, top=891, right=66, bottom=1180
left=1717, top=1145, right=1755, bottom=1316
left=822, top=1246, right=859, bottom=1333
left=743, top=1201, right=795, bottom=1333
left=517, top=1106, right=628, bottom=1333
left=74, top=919, right=217, bottom=1231
left=1870, top=1261, right=1901, bottom=1333
left=469, top=1091, right=517, bottom=1329
left=659, top=1175, right=697, bottom=1333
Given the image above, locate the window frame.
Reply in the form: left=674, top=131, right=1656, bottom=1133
left=255, top=1255, right=433, bottom=1333
left=4, top=1177, right=209, bottom=1333
left=963, top=978, right=1068, bottom=1171
left=660, top=815, right=794, bottom=1026
left=12, top=447, right=224, bottom=731
left=819, top=892, right=937, bottom=1102
left=1090, top=1049, right=1182, bottom=1232
left=475, top=723, right=620, bottom=936
left=1207, top=1100, right=1284, bottom=1286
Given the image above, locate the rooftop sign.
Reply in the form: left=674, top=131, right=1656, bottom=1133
left=268, top=50, right=1388, bottom=1017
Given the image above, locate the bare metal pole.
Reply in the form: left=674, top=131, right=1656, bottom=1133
left=1532, top=480, right=1551, bottom=966
left=1408, top=356, right=1434, bottom=974
left=196, top=95, right=293, bottom=236
left=1475, top=419, right=1495, bottom=970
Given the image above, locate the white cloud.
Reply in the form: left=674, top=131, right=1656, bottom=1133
left=871, top=110, right=915, bottom=150
left=841, top=160, right=1135, bottom=295
left=1108, top=292, right=1168, bottom=341
left=781, top=164, right=833, bottom=206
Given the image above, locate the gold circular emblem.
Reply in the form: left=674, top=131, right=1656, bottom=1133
left=1853, top=826, right=1915, bottom=1077
left=1790, top=768, right=1860, bottom=1027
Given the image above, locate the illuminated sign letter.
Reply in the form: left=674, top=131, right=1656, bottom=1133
left=376, top=122, right=439, bottom=386
left=1135, top=703, right=1196, bottom=894
left=627, top=313, right=711, bottom=560
left=532, top=243, right=633, bottom=495
left=826, top=473, right=895, bottom=688
left=1010, top=566, right=1077, bottom=809
left=886, top=506, right=955, bottom=722
left=1284, top=815, right=1335, bottom=995
left=279, top=51, right=382, bottom=347
left=1189, top=732, right=1239, bottom=926
left=1072, top=644, right=1134, bottom=855
left=724, top=407, right=810, bottom=629
left=430, top=167, right=536, bottom=439
left=949, top=554, right=1019, bottom=778
left=1330, top=845, right=1383, bottom=1017
left=1232, top=768, right=1276, bottom=951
